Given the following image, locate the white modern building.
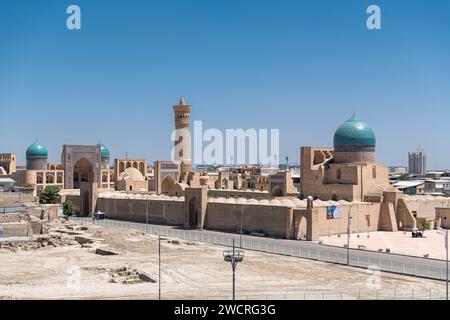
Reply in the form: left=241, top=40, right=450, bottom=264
left=0, top=178, right=15, bottom=192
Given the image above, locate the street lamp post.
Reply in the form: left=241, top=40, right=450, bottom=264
left=146, top=200, right=149, bottom=234
left=446, top=229, right=448, bottom=301
left=347, top=208, right=352, bottom=266
left=436, top=227, right=448, bottom=300
left=158, top=235, right=161, bottom=300
left=223, top=239, right=245, bottom=300
left=240, top=207, right=246, bottom=248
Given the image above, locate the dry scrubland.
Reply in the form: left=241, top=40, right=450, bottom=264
left=0, top=220, right=446, bottom=300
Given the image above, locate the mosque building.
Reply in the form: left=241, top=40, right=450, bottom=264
left=300, top=114, right=393, bottom=201
left=4, top=97, right=450, bottom=242
left=11, top=140, right=65, bottom=195
left=10, top=141, right=115, bottom=196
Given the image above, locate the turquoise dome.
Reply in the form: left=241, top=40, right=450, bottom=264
left=333, top=115, right=376, bottom=147
left=96, top=143, right=110, bottom=157
left=26, top=140, right=48, bottom=158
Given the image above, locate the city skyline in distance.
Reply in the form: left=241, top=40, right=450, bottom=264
left=1, top=0, right=449, bottom=170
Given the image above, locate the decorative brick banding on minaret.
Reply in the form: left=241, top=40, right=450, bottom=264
left=173, top=97, right=193, bottom=178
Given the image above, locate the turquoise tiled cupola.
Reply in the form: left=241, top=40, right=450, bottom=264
left=96, top=143, right=110, bottom=158
left=333, top=114, right=376, bottom=148
left=26, top=139, right=48, bottom=158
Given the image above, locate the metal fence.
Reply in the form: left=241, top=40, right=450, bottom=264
left=0, top=205, right=27, bottom=213
left=70, top=217, right=450, bottom=283
left=206, top=288, right=447, bottom=300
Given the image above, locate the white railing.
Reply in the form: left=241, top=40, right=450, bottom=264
left=71, top=217, right=450, bottom=282
left=205, top=288, right=446, bottom=300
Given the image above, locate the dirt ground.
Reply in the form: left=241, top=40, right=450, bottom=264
left=0, top=220, right=446, bottom=300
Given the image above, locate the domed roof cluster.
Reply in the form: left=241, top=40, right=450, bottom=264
left=98, top=191, right=185, bottom=202
left=25, top=140, right=110, bottom=158
left=26, top=140, right=48, bottom=158
left=118, top=167, right=145, bottom=182
left=333, top=114, right=376, bottom=147
left=96, top=143, right=110, bottom=157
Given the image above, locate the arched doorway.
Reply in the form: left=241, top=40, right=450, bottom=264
left=73, top=158, right=94, bottom=189
left=221, top=178, right=228, bottom=189
left=82, top=190, right=90, bottom=217
left=161, top=175, right=175, bottom=194
left=188, top=197, right=199, bottom=228
left=295, top=216, right=308, bottom=240
left=271, top=185, right=284, bottom=197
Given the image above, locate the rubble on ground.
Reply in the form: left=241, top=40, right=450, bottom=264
left=108, top=266, right=156, bottom=284
left=0, top=233, right=78, bottom=252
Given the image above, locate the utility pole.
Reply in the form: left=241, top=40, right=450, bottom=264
left=240, top=207, right=246, bottom=248
left=232, top=240, right=236, bottom=300
left=223, top=239, right=244, bottom=300
left=446, top=229, right=448, bottom=301
left=158, top=235, right=161, bottom=300
left=436, top=228, right=448, bottom=300
left=146, top=200, right=149, bottom=234
left=347, top=207, right=352, bottom=266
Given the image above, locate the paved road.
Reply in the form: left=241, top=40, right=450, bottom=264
left=73, top=217, right=449, bottom=281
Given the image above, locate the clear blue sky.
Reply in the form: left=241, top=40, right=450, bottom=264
left=1, top=0, right=449, bottom=169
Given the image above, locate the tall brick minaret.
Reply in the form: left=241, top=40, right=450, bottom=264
left=173, top=97, right=192, bottom=180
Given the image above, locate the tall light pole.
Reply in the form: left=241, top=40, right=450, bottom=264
left=146, top=200, right=149, bottom=234
left=240, top=207, right=246, bottom=248
left=223, top=239, right=245, bottom=300
left=347, top=207, right=352, bottom=266
left=158, top=235, right=161, bottom=300
left=436, top=227, right=448, bottom=300
left=446, top=229, right=448, bottom=301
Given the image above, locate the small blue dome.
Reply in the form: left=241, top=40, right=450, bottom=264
left=26, top=140, right=48, bottom=158
left=96, top=143, right=110, bottom=157
left=334, top=115, right=376, bottom=147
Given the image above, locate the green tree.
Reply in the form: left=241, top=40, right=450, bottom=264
left=417, top=218, right=432, bottom=233
left=39, top=186, right=60, bottom=204
left=63, top=200, right=76, bottom=219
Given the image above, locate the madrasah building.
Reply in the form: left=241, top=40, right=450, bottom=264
left=300, top=113, right=393, bottom=202
left=60, top=99, right=449, bottom=240
left=2, top=98, right=450, bottom=240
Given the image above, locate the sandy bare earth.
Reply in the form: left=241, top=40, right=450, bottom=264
left=0, top=221, right=446, bottom=300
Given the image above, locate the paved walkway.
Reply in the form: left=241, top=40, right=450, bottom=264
left=319, top=231, right=447, bottom=260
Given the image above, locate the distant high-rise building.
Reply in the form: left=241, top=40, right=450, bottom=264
left=408, top=147, right=427, bottom=175
left=389, top=166, right=408, bottom=174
